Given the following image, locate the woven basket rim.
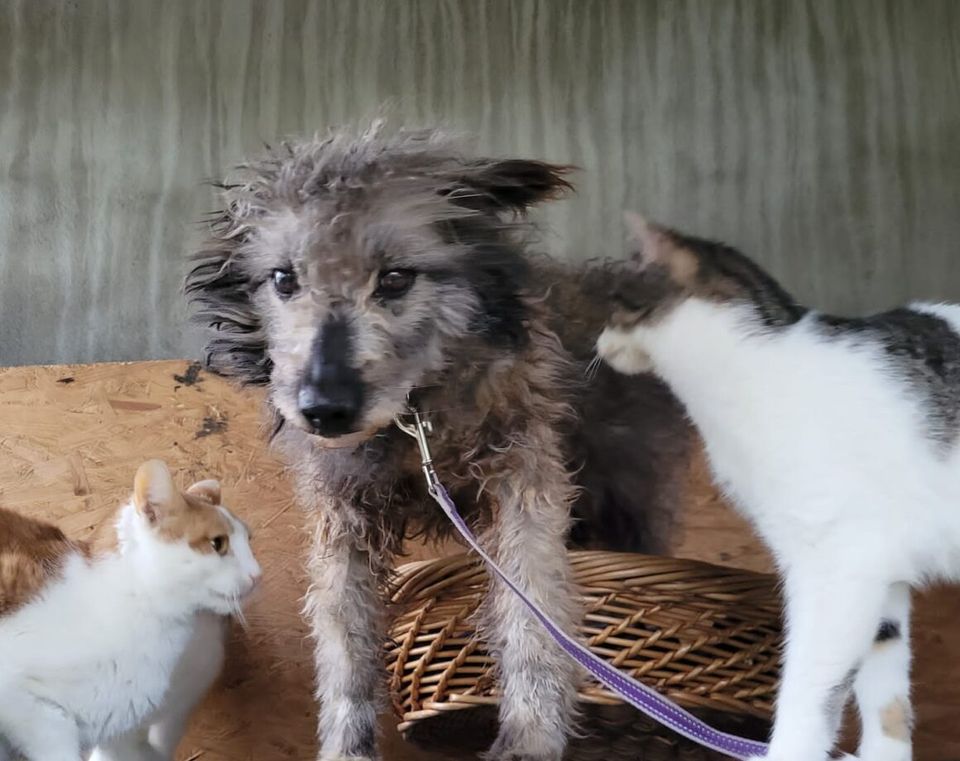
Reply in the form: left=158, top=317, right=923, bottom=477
left=386, top=549, right=782, bottom=737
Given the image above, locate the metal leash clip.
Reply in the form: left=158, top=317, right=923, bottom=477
left=395, top=403, right=441, bottom=498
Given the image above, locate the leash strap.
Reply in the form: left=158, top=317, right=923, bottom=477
left=397, top=410, right=769, bottom=760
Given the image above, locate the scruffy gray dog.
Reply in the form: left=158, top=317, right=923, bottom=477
left=186, top=124, right=691, bottom=761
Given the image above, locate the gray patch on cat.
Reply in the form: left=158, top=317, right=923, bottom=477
left=610, top=231, right=808, bottom=332
left=824, top=665, right=859, bottom=724
left=674, top=231, right=808, bottom=328
left=817, top=309, right=960, bottom=450
left=875, top=618, right=901, bottom=643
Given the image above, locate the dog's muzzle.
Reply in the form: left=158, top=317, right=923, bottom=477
left=298, top=316, right=366, bottom=438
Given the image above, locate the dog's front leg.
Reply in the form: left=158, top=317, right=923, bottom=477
left=484, top=444, right=580, bottom=761
left=305, top=508, right=383, bottom=761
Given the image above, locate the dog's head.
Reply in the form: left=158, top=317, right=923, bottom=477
left=187, top=125, right=571, bottom=444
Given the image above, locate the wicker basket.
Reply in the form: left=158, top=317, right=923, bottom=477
left=385, top=551, right=782, bottom=760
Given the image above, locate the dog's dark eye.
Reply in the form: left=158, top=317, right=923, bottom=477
left=376, top=269, right=416, bottom=299
left=272, top=269, right=299, bottom=299
left=210, top=535, right=229, bottom=556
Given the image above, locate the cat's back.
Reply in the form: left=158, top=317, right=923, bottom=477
left=816, top=303, right=960, bottom=362
left=0, top=506, right=90, bottom=618
left=812, top=303, right=960, bottom=448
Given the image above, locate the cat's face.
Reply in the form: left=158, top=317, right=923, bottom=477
left=597, top=213, right=698, bottom=374
left=117, top=460, right=261, bottom=616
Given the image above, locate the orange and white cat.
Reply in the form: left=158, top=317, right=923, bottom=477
left=0, top=460, right=261, bottom=761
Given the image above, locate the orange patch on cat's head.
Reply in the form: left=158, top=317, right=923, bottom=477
left=133, top=460, right=233, bottom=555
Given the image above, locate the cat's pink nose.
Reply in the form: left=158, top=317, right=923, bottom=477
left=248, top=572, right=262, bottom=590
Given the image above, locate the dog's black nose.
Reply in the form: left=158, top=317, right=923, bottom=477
left=298, top=317, right=364, bottom=437
left=298, top=383, right=362, bottom=437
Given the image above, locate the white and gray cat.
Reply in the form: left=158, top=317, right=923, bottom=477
left=598, top=213, right=960, bottom=761
left=0, top=460, right=261, bottom=761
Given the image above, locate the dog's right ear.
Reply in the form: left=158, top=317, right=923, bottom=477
left=442, top=159, right=574, bottom=214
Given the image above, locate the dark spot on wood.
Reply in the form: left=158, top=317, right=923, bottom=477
left=876, top=619, right=901, bottom=643
left=57, top=377, right=75, bottom=384
left=195, top=414, right=228, bottom=439
left=174, top=362, right=203, bottom=387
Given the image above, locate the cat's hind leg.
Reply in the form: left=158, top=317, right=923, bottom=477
left=752, top=564, right=889, bottom=761
left=854, top=582, right=913, bottom=761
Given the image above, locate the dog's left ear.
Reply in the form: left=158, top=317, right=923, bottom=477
left=443, top=159, right=574, bottom=214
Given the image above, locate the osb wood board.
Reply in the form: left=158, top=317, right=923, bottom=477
left=1, top=360, right=958, bottom=760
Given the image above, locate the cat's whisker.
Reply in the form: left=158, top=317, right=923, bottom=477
left=584, top=353, right=603, bottom=381
left=232, top=596, right=249, bottom=630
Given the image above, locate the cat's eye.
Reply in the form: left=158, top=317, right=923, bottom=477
left=375, top=269, right=416, bottom=299
left=612, top=287, right=644, bottom=312
left=210, top=535, right=229, bottom=555
left=272, top=268, right=299, bottom=299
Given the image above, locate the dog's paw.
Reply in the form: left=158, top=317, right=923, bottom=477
left=484, top=732, right=563, bottom=761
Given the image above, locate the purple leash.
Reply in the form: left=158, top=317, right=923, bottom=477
left=396, top=408, right=769, bottom=760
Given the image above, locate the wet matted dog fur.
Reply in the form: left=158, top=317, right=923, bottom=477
left=186, top=125, right=692, bottom=761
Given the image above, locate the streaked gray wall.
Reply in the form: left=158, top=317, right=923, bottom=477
left=1, top=0, right=958, bottom=366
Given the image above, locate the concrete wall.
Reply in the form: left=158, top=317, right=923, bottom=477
left=1, top=0, right=958, bottom=366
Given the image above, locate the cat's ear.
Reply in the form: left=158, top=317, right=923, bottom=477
left=624, top=211, right=697, bottom=280
left=133, top=459, right=178, bottom=524
left=186, top=479, right=221, bottom=505
left=624, top=211, right=674, bottom=266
